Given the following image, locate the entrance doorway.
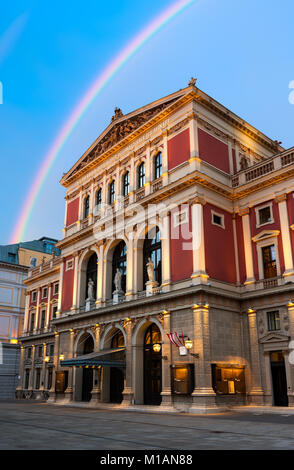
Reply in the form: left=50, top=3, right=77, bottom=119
left=144, top=323, right=162, bottom=405
left=109, top=330, right=124, bottom=403
left=82, top=336, right=94, bottom=402
left=270, top=351, right=288, bottom=406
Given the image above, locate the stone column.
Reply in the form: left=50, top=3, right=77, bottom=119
left=247, top=311, right=264, bottom=404
left=276, top=194, right=294, bottom=282
left=126, top=235, right=134, bottom=301
left=161, top=130, right=169, bottom=186
left=240, top=207, right=255, bottom=289
left=34, top=289, right=41, bottom=331
left=24, top=293, right=30, bottom=332
left=28, top=345, right=35, bottom=391
left=96, top=244, right=104, bottom=307
left=161, top=211, right=171, bottom=292
left=145, top=142, right=151, bottom=196
left=122, top=319, right=134, bottom=405
left=48, top=332, right=59, bottom=403
left=64, top=330, right=75, bottom=402
left=129, top=152, right=135, bottom=204
left=188, top=111, right=200, bottom=173
left=45, top=285, right=52, bottom=329
left=16, top=346, right=25, bottom=396
left=71, top=253, right=79, bottom=311
left=160, top=311, right=173, bottom=409
left=39, top=342, right=46, bottom=394
left=283, top=350, right=293, bottom=406
left=263, top=352, right=273, bottom=405
left=189, top=196, right=208, bottom=286
left=91, top=325, right=101, bottom=404
left=287, top=302, right=294, bottom=405
left=190, top=305, right=216, bottom=411
left=56, top=259, right=64, bottom=316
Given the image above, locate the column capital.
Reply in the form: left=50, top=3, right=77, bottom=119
left=275, top=193, right=287, bottom=204
left=189, top=195, right=206, bottom=206
left=239, top=207, right=250, bottom=217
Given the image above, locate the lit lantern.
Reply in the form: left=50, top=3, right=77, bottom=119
left=153, top=343, right=161, bottom=353
left=184, top=338, right=193, bottom=350
left=44, top=356, right=50, bottom=362
left=59, top=353, right=65, bottom=361
left=10, top=339, right=18, bottom=344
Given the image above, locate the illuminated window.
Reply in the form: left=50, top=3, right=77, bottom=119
left=267, top=311, right=280, bottom=331
left=262, top=245, right=277, bottom=279
left=171, top=364, right=194, bottom=395
left=211, top=365, right=246, bottom=395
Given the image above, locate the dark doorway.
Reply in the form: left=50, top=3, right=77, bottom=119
left=270, top=351, right=288, bottom=407
left=81, top=335, right=94, bottom=402
left=144, top=323, right=162, bottom=405
left=109, top=330, right=124, bottom=403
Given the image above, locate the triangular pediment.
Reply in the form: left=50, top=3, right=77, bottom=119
left=252, top=230, right=280, bottom=242
left=259, top=331, right=289, bottom=344
left=62, top=89, right=189, bottom=185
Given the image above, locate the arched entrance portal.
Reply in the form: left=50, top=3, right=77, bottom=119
left=144, top=323, right=162, bottom=405
left=82, top=335, right=94, bottom=402
left=109, top=330, right=124, bottom=403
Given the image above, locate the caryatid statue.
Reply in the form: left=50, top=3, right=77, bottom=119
left=146, top=257, right=155, bottom=282
left=87, top=278, right=94, bottom=300
left=114, top=268, right=122, bottom=292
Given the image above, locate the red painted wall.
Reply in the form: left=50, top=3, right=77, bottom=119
left=198, top=128, right=230, bottom=174
left=170, top=205, right=193, bottom=282
left=61, top=258, right=74, bottom=311
left=66, top=198, right=79, bottom=226
left=167, top=129, right=190, bottom=170
left=250, top=200, right=284, bottom=279
left=235, top=214, right=246, bottom=284
left=203, top=203, right=236, bottom=283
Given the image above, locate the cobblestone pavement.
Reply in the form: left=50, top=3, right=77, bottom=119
left=1, top=401, right=294, bottom=450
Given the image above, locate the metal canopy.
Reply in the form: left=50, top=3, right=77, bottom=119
left=60, top=347, right=125, bottom=368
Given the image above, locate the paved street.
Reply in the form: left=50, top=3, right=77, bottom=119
left=0, top=401, right=294, bottom=450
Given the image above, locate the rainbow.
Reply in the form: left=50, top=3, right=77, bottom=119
left=10, top=0, right=197, bottom=243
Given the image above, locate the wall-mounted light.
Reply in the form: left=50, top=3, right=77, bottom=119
left=248, top=307, right=255, bottom=313
left=59, top=353, right=65, bottom=361
left=44, top=356, right=50, bottom=362
left=10, top=339, right=18, bottom=344
left=184, top=338, right=193, bottom=350
left=153, top=343, right=161, bottom=353
left=288, top=300, right=294, bottom=308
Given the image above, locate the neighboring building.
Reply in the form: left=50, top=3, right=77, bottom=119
left=17, top=80, right=294, bottom=411
left=0, top=237, right=59, bottom=400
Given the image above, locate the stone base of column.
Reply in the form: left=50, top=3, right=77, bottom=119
left=287, top=394, right=294, bottom=407
left=283, top=271, right=294, bottom=283
left=47, top=390, right=57, bottom=403
left=90, top=388, right=101, bottom=404
left=63, top=387, right=73, bottom=403
left=161, top=281, right=171, bottom=293
left=189, top=388, right=221, bottom=413
left=121, top=388, right=134, bottom=406
left=248, top=388, right=264, bottom=406
left=159, top=390, right=173, bottom=410
left=244, top=278, right=256, bottom=290
left=263, top=394, right=273, bottom=406
left=191, top=272, right=209, bottom=286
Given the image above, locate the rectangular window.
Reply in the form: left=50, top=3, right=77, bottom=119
left=30, top=313, right=35, bottom=331
left=42, top=287, right=47, bottom=298
left=40, top=310, right=46, bottom=329
left=262, top=245, right=277, bottom=279
left=53, top=283, right=59, bottom=295
left=267, top=311, right=281, bottom=331
left=109, top=181, right=115, bottom=204
left=38, top=345, right=43, bottom=357
left=258, top=206, right=272, bottom=225
left=52, top=306, right=58, bottom=319
left=211, top=211, right=225, bottom=228
left=171, top=364, right=194, bottom=395
left=211, top=365, right=246, bottom=395
left=32, top=291, right=37, bottom=302
left=49, top=344, right=54, bottom=357
left=8, top=252, right=16, bottom=263
left=66, top=259, right=73, bottom=271
left=27, top=347, right=32, bottom=359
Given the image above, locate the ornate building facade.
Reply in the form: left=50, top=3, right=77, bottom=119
left=17, top=81, right=294, bottom=411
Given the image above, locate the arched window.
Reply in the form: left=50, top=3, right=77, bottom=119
left=112, top=241, right=127, bottom=293
left=143, top=227, right=162, bottom=286
left=109, top=181, right=115, bottom=204
left=123, top=171, right=130, bottom=196
left=96, top=188, right=102, bottom=207
left=111, top=330, right=124, bottom=348
left=138, top=162, right=145, bottom=188
left=84, top=195, right=90, bottom=218
left=154, top=152, right=162, bottom=179
left=85, top=253, right=97, bottom=300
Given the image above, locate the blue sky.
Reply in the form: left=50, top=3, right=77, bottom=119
left=1, top=0, right=294, bottom=244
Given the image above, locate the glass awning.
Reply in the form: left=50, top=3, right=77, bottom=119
left=60, top=347, right=125, bottom=368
